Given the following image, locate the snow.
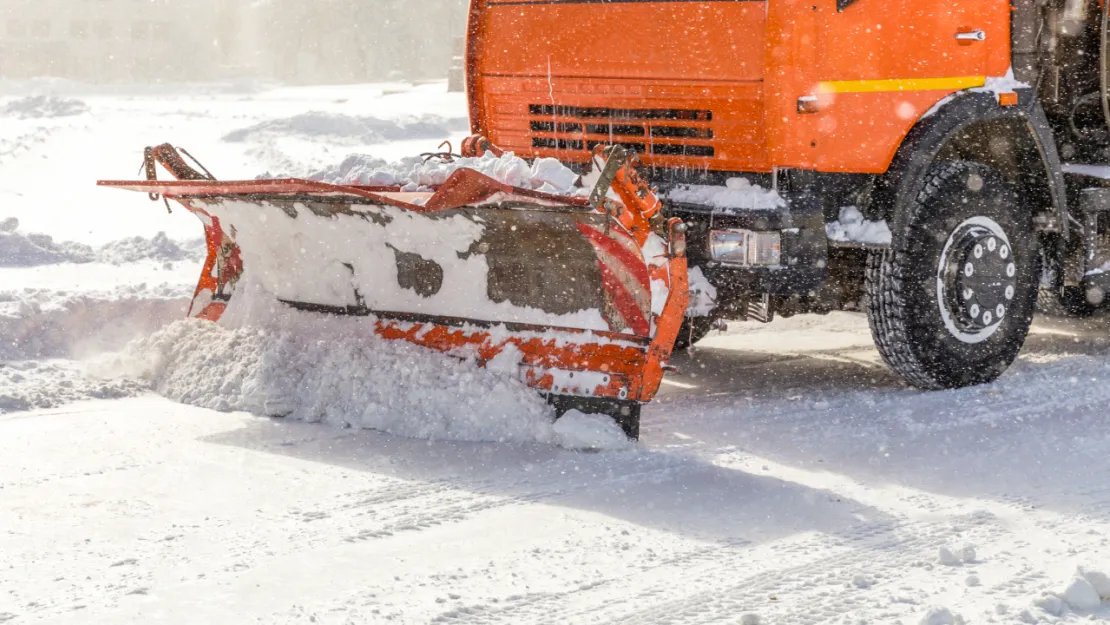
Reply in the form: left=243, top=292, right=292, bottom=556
left=687, top=265, right=718, bottom=316
left=307, top=150, right=582, bottom=195
left=919, top=606, right=963, bottom=625
left=0, top=95, right=89, bottom=119
left=665, top=177, right=785, bottom=212
left=826, top=205, right=893, bottom=245
left=223, top=111, right=468, bottom=145
left=110, top=316, right=559, bottom=445
left=195, top=194, right=613, bottom=331
left=1062, top=576, right=1102, bottom=611
left=8, top=80, right=1110, bottom=625
left=0, top=219, right=203, bottom=268
left=552, top=409, right=633, bottom=450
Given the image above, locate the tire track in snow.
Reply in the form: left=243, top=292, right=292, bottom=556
left=429, top=514, right=1008, bottom=625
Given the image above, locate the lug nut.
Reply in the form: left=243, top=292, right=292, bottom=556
left=964, top=263, right=975, bottom=277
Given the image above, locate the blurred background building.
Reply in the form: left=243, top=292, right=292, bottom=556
left=0, top=0, right=468, bottom=83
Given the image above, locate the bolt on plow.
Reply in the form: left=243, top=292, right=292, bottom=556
left=98, top=139, right=689, bottom=438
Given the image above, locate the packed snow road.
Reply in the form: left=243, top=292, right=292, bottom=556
left=6, top=313, right=1110, bottom=624
left=5, top=80, right=1110, bottom=624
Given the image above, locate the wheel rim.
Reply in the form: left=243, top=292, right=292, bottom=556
left=935, top=216, right=1017, bottom=344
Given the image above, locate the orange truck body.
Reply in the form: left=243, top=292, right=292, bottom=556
left=467, top=0, right=1012, bottom=175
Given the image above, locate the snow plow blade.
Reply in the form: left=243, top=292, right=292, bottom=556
left=98, top=141, right=688, bottom=437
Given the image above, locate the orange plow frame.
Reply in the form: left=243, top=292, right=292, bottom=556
left=99, top=141, right=689, bottom=407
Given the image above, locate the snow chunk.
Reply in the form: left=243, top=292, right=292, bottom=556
left=1062, top=576, right=1102, bottom=611
left=665, top=177, right=785, bottom=212
left=826, top=206, right=892, bottom=246
left=687, top=266, right=718, bottom=317
left=1033, top=594, right=1066, bottom=617
left=223, top=112, right=467, bottom=145
left=1079, top=567, right=1110, bottom=600
left=530, top=157, right=580, bottom=193
left=937, top=547, right=961, bottom=566
left=958, top=545, right=976, bottom=563
left=552, top=410, right=633, bottom=451
left=971, top=68, right=1030, bottom=96
left=0, top=95, right=88, bottom=119
left=919, top=606, right=963, bottom=625
left=739, top=614, right=761, bottom=625
left=965, top=575, right=980, bottom=587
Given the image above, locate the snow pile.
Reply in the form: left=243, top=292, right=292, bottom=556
left=97, top=232, right=205, bottom=265
left=112, top=315, right=561, bottom=445
left=665, top=177, right=785, bottom=212
left=0, top=95, right=89, bottom=119
left=0, top=360, right=145, bottom=414
left=308, top=151, right=583, bottom=195
left=223, top=112, right=468, bottom=145
left=552, top=410, right=632, bottom=450
left=0, top=217, right=94, bottom=266
left=0, top=218, right=203, bottom=267
left=825, top=206, right=892, bottom=246
left=0, top=288, right=191, bottom=360
left=1025, top=568, right=1110, bottom=618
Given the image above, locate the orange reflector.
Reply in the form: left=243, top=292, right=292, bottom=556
left=998, top=92, right=1019, bottom=107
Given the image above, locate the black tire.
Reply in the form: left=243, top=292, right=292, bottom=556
left=866, top=160, right=1038, bottom=389
left=672, top=315, right=716, bottom=350
left=1038, top=285, right=1099, bottom=318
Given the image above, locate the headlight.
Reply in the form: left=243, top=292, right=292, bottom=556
left=709, top=229, right=781, bottom=266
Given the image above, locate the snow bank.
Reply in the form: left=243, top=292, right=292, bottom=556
left=665, top=178, right=785, bottom=212
left=0, top=288, right=191, bottom=360
left=113, top=315, right=561, bottom=445
left=0, top=218, right=203, bottom=267
left=308, top=151, right=583, bottom=196
left=223, top=112, right=468, bottom=145
left=0, top=95, right=89, bottom=119
left=825, top=206, right=892, bottom=246
left=97, top=232, right=205, bottom=265
left=0, top=360, right=145, bottom=413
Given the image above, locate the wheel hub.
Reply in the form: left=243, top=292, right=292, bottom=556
left=937, top=217, right=1017, bottom=342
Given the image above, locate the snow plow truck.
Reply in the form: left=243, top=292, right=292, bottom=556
left=465, top=0, right=1110, bottom=390
left=101, top=0, right=1110, bottom=438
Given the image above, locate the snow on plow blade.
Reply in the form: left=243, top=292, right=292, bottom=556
left=99, top=142, right=689, bottom=425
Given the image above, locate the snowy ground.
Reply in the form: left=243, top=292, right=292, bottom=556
left=4, top=80, right=1110, bottom=625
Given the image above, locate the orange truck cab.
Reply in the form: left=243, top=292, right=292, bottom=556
left=466, top=0, right=1110, bottom=390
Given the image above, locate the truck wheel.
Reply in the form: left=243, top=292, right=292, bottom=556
left=866, top=160, right=1037, bottom=389
left=672, top=316, right=716, bottom=350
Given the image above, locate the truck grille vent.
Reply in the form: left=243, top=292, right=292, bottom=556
left=528, top=104, right=715, bottom=159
